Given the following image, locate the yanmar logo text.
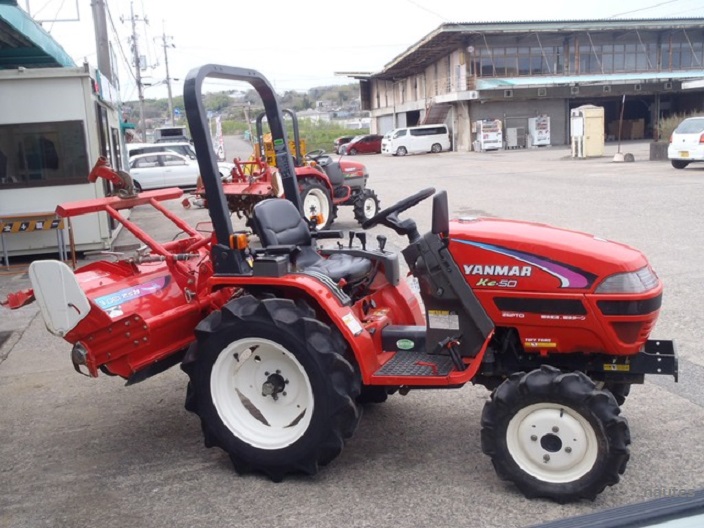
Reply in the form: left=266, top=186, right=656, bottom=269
left=463, top=264, right=532, bottom=277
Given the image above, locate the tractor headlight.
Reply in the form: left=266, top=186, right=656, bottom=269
left=595, top=266, right=659, bottom=294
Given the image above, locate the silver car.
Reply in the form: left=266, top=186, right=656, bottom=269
left=129, top=152, right=234, bottom=191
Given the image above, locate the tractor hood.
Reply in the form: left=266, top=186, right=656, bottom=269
left=448, top=217, right=650, bottom=292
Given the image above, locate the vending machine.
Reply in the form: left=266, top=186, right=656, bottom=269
left=473, top=119, right=503, bottom=151
left=528, top=115, right=551, bottom=146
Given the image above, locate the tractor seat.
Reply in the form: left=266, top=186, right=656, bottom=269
left=251, top=198, right=372, bottom=283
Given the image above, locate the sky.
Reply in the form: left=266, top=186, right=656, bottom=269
left=21, top=0, right=704, bottom=102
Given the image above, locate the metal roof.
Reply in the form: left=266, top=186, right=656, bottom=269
left=375, top=19, right=704, bottom=81
left=0, top=0, right=75, bottom=69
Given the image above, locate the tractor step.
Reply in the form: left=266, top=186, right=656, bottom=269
left=374, top=351, right=455, bottom=377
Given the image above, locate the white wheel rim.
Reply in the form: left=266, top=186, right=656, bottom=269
left=362, top=197, right=377, bottom=219
left=303, top=188, right=329, bottom=228
left=506, top=402, right=598, bottom=483
left=210, top=338, right=314, bottom=450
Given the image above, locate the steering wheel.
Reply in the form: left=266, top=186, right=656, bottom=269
left=306, top=149, right=332, bottom=167
left=362, top=187, right=435, bottom=239
left=305, top=149, right=326, bottom=159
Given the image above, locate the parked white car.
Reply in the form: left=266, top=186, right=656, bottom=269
left=668, top=116, right=704, bottom=169
left=127, top=141, right=197, bottom=160
left=129, top=152, right=234, bottom=191
left=381, top=124, right=451, bottom=156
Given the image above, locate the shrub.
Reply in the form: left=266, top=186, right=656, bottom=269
left=658, top=112, right=704, bottom=142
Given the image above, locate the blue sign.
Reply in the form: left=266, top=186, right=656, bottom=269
left=174, top=108, right=181, bottom=116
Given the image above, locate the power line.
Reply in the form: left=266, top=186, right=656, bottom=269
left=608, top=0, right=682, bottom=18
left=402, top=0, right=451, bottom=22
left=105, top=0, right=136, bottom=85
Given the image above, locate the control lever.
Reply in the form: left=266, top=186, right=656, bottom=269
left=348, top=230, right=357, bottom=248
left=376, top=234, right=387, bottom=253
left=355, top=232, right=367, bottom=251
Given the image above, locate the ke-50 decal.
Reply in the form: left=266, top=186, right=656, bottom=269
left=454, top=240, right=597, bottom=289
left=476, top=278, right=518, bottom=288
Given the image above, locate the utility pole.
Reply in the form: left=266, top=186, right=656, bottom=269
left=90, top=0, right=113, bottom=83
left=158, top=27, right=175, bottom=126
left=125, top=1, right=148, bottom=141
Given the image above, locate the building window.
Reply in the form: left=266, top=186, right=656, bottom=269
left=0, top=121, right=89, bottom=189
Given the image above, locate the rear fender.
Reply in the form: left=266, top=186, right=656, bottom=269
left=206, top=274, right=422, bottom=382
left=295, top=167, right=333, bottom=194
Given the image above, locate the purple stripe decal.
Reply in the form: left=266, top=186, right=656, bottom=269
left=453, top=240, right=590, bottom=288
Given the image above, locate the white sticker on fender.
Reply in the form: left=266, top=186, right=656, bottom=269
left=342, top=313, right=364, bottom=336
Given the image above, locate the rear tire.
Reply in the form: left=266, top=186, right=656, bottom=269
left=299, top=177, right=334, bottom=229
left=481, top=365, right=630, bottom=503
left=431, top=143, right=442, bottom=153
left=396, top=147, right=407, bottom=156
left=182, top=296, right=361, bottom=482
left=353, top=189, right=380, bottom=225
left=133, top=180, right=143, bottom=193
left=671, top=160, right=689, bottom=169
left=596, top=381, right=631, bottom=406
left=356, top=385, right=390, bottom=404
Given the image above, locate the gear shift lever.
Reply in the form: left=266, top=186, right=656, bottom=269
left=377, top=234, right=387, bottom=252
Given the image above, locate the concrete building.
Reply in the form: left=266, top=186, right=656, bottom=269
left=352, top=19, right=704, bottom=151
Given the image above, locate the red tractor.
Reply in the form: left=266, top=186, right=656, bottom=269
left=6, top=65, right=677, bottom=503
left=187, top=108, right=379, bottom=230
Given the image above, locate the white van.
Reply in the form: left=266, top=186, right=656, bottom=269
left=381, top=124, right=451, bottom=156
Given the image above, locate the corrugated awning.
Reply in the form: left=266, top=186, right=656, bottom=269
left=0, top=0, right=75, bottom=69
left=476, top=70, right=704, bottom=89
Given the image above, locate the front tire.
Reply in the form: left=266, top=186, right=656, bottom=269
left=299, top=177, right=334, bottom=229
left=671, top=160, right=689, bottom=169
left=353, top=189, right=380, bottom=225
left=481, top=365, right=630, bottom=503
left=182, top=296, right=361, bottom=481
left=348, top=148, right=358, bottom=155
left=396, top=146, right=407, bottom=156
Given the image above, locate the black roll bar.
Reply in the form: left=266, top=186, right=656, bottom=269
left=183, top=65, right=302, bottom=274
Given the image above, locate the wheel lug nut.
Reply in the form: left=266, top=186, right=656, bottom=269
left=543, top=454, right=550, bottom=462
left=282, top=392, right=287, bottom=397
left=264, top=371, right=270, bottom=376
left=565, top=447, right=572, bottom=453
left=530, top=435, right=538, bottom=441
left=552, top=426, right=559, bottom=433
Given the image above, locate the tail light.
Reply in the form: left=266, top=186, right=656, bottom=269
left=700, top=133, right=704, bottom=144
left=669, top=133, right=673, bottom=143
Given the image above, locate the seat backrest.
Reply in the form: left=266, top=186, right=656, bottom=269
left=431, top=190, right=449, bottom=237
left=321, top=161, right=345, bottom=187
left=252, top=198, right=312, bottom=247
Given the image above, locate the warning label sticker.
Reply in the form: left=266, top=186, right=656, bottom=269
left=342, top=313, right=364, bottom=336
left=427, top=310, right=460, bottom=330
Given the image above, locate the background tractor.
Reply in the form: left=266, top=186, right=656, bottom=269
left=6, top=64, right=677, bottom=504
left=189, top=108, right=379, bottom=230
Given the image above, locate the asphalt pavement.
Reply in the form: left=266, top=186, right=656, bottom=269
left=1, top=138, right=703, bottom=528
